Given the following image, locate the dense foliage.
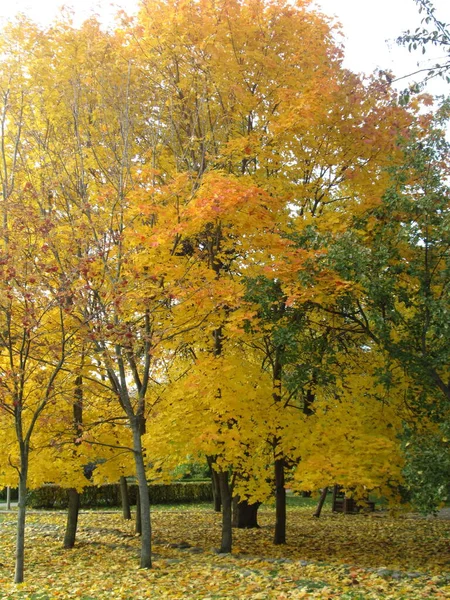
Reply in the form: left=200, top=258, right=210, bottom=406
left=0, top=0, right=448, bottom=584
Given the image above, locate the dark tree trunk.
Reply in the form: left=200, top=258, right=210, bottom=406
left=63, top=373, right=83, bottom=549
left=120, top=476, right=131, bottom=520
left=274, top=458, right=286, bottom=545
left=207, top=456, right=221, bottom=512
left=232, top=496, right=261, bottom=528
left=218, top=471, right=232, bottom=553
left=313, top=487, right=328, bottom=518
left=64, top=488, right=80, bottom=548
left=211, top=470, right=222, bottom=512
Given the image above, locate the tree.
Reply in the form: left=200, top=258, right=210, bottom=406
left=398, top=0, right=450, bottom=84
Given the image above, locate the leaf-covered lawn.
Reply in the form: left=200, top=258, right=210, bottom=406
left=0, top=504, right=449, bottom=599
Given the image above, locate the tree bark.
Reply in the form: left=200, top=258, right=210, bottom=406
left=232, top=496, right=261, bottom=528
left=63, top=373, right=83, bottom=549
left=218, top=471, right=232, bottom=553
left=274, top=458, right=286, bottom=545
left=211, top=470, right=222, bottom=512
left=120, top=476, right=131, bottom=520
left=132, top=427, right=151, bottom=567
left=14, top=466, right=28, bottom=583
left=313, top=487, right=328, bottom=518
left=6, top=486, right=11, bottom=510
left=64, top=488, right=80, bottom=548
left=207, top=456, right=221, bottom=512
left=135, top=481, right=142, bottom=535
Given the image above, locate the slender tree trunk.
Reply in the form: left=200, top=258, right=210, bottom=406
left=14, top=466, right=28, bottom=584
left=218, top=471, right=232, bottom=553
left=212, top=473, right=222, bottom=512
left=274, top=458, right=286, bottom=545
left=313, top=487, right=328, bottom=518
left=135, top=486, right=142, bottom=535
left=120, top=476, right=131, bottom=520
left=6, top=486, right=11, bottom=510
left=64, top=489, right=80, bottom=548
left=63, top=372, right=84, bottom=549
left=211, top=470, right=222, bottom=512
left=207, top=456, right=221, bottom=512
left=132, top=427, right=151, bottom=568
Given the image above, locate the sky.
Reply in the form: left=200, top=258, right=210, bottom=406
left=1, top=0, right=449, bottom=96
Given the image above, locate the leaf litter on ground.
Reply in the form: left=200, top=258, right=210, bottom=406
left=0, top=504, right=449, bottom=599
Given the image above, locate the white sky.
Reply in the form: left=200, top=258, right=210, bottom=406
left=1, top=0, right=449, bottom=95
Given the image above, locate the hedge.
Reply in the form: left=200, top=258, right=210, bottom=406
left=27, top=481, right=213, bottom=509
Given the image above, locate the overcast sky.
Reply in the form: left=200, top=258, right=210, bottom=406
left=1, top=0, right=449, bottom=95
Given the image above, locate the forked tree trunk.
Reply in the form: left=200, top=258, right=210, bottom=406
left=313, top=487, right=328, bottom=518
left=64, top=489, right=80, bottom=548
left=218, top=471, right=232, bottom=553
left=274, top=458, right=286, bottom=545
left=232, top=496, right=261, bottom=528
left=15, top=464, right=28, bottom=584
left=120, top=476, right=131, bottom=520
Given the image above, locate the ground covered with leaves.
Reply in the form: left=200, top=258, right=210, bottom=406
left=0, top=503, right=449, bottom=599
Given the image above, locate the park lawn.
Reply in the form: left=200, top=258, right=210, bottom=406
left=0, top=504, right=449, bottom=599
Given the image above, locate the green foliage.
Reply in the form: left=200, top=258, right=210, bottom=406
left=403, top=425, right=450, bottom=513
left=27, top=482, right=213, bottom=509
left=328, top=106, right=450, bottom=409
left=148, top=482, right=213, bottom=504
left=397, top=0, right=450, bottom=84
left=172, top=460, right=211, bottom=480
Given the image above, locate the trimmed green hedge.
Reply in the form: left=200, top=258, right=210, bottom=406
left=27, top=481, right=213, bottom=509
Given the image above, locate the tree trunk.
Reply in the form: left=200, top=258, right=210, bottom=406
left=211, top=470, right=221, bottom=512
left=14, top=468, right=28, bottom=583
left=313, top=487, right=328, bottom=518
left=232, top=496, right=261, bottom=528
left=207, top=456, right=221, bottom=512
left=64, top=373, right=83, bottom=549
left=218, top=471, right=232, bottom=553
left=135, top=486, right=142, bottom=535
left=64, top=488, right=80, bottom=548
left=6, top=486, right=11, bottom=510
left=274, top=458, right=286, bottom=545
left=120, top=476, right=131, bottom=520
left=132, top=427, right=151, bottom=568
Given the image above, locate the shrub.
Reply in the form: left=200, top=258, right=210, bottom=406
left=27, top=481, right=212, bottom=508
